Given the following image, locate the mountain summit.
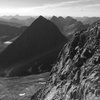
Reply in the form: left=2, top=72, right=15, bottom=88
left=0, top=16, right=67, bottom=77
left=32, top=21, right=100, bottom=100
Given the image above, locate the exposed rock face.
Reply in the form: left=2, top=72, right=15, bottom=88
left=32, top=21, right=100, bottom=100
left=0, top=16, right=67, bottom=77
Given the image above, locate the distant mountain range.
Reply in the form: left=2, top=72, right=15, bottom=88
left=50, top=16, right=88, bottom=38
left=0, top=17, right=36, bottom=27
left=0, top=16, right=67, bottom=77
left=0, top=23, right=27, bottom=42
left=0, top=15, right=99, bottom=77
left=8, top=17, right=36, bottom=26
left=75, top=17, right=100, bottom=25
left=0, top=15, right=99, bottom=27
left=0, top=16, right=98, bottom=43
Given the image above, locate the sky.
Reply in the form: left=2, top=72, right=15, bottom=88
left=0, top=0, right=100, bottom=17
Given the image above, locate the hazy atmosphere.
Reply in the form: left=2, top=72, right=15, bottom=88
left=0, top=0, right=100, bottom=16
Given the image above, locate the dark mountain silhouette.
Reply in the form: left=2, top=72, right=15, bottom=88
left=0, top=16, right=67, bottom=77
left=32, top=20, right=100, bottom=100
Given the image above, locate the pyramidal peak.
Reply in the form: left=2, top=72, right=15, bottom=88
left=0, top=16, right=67, bottom=77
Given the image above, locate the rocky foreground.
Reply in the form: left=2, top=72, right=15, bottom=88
left=32, top=21, right=100, bottom=100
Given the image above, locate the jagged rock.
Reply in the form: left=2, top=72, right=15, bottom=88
left=32, top=21, right=100, bottom=100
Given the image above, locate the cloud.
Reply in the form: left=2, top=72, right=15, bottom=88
left=43, top=0, right=82, bottom=8
left=0, top=0, right=99, bottom=17
left=68, top=0, right=100, bottom=8
left=0, top=0, right=83, bottom=8
left=46, top=0, right=99, bottom=9
left=84, top=4, right=100, bottom=8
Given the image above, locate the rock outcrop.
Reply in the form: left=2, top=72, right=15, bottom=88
left=32, top=21, right=100, bottom=100
left=0, top=16, right=67, bottom=77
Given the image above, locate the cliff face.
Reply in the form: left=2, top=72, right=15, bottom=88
left=32, top=21, right=100, bottom=100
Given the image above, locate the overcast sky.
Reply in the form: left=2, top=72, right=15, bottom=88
left=0, top=0, right=100, bottom=16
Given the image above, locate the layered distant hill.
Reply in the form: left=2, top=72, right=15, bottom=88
left=8, top=17, right=36, bottom=26
left=0, top=23, right=27, bottom=42
left=0, top=16, right=67, bottom=77
left=75, top=17, right=100, bottom=25
left=0, top=17, right=36, bottom=27
left=50, top=16, right=88, bottom=38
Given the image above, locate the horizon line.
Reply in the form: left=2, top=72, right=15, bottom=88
left=0, top=15, right=100, bottom=18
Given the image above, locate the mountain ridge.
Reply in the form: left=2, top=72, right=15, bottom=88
left=50, top=16, right=88, bottom=38
left=0, top=16, right=67, bottom=77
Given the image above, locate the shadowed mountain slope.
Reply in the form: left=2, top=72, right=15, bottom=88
left=51, top=16, right=88, bottom=38
left=50, top=16, right=65, bottom=33
left=0, top=16, right=67, bottom=77
left=32, top=21, right=100, bottom=100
